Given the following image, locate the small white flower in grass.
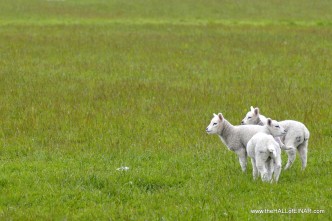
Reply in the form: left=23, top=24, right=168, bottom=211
left=116, top=166, right=129, bottom=171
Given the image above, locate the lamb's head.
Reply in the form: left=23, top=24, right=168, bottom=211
left=206, top=113, right=224, bottom=135
left=241, top=106, right=261, bottom=125
left=266, top=118, right=287, bottom=137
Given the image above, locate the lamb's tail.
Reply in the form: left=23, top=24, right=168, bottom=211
left=303, top=126, right=310, bottom=141
left=268, top=145, right=277, bottom=159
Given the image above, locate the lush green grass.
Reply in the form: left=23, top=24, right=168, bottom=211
left=1, top=0, right=332, bottom=25
left=0, top=0, right=331, bottom=220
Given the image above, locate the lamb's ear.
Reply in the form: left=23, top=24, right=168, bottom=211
left=267, top=118, right=272, bottom=126
left=213, top=113, right=217, bottom=117
left=250, top=106, right=254, bottom=112
left=254, top=107, right=259, bottom=115
left=218, top=113, right=223, bottom=121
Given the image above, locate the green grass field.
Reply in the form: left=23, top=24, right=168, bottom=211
left=0, top=0, right=331, bottom=220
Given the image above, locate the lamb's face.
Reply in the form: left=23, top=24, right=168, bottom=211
left=267, top=118, right=287, bottom=137
left=241, top=106, right=259, bottom=125
left=206, top=113, right=223, bottom=135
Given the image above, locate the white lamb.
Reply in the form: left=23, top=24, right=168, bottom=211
left=247, top=132, right=282, bottom=183
left=241, top=106, right=310, bottom=170
left=206, top=113, right=287, bottom=172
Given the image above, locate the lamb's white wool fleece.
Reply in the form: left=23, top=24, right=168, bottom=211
left=241, top=106, right=310, bottom=170
left=247, top=132, right=282, bottom=183
left=206, top=113, right=286, bottom=172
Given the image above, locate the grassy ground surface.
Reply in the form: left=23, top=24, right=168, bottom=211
left=0, top=0, right=331, bottom=220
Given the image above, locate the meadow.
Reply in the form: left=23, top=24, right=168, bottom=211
left=0, top=0, right=331, bottom=220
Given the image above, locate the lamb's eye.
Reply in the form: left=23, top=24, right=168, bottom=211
left=213, top=123, right=217, bottom=126
left=248, top=117, right=252, bottom=119
left=275, top=125, right=280, bottom=128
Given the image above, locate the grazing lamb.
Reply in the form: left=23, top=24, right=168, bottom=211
left=241, top=106, right=310, bottom=170
left=206, top=113, right=287, bottom=172
left=247, top=133, right=282, bottom=183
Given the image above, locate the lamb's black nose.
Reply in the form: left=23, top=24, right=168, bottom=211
left=241, top=121, right=244, bottom=125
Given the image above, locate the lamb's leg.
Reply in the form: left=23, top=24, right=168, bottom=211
left=251, top=158, right=258, bottom=180
left=297, top=140, right=308, bottom=170
left=273, top=156, right=282, bottom=182
left=256, top=158, right=268, bottom=182
left=274, top=137, right=286, bottom=149
left=266, top=159, right=274, bottom=182
left=236, top=149, right=247, bottom=172
left=284, top=147, right=296, bottom=170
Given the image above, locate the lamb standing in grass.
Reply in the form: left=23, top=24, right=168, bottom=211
left=247, top=132, right=282, bottom=183
left=241, top=106, right=310, bottom=170
left=206, top=113, right=287, bottom=172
